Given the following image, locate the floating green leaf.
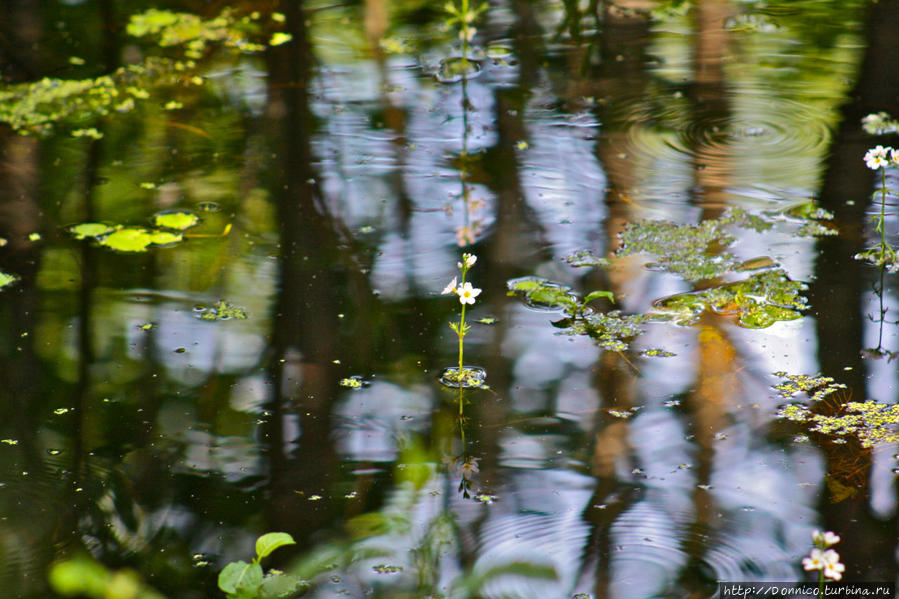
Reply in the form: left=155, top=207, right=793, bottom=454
left=98, top=227, right=181, bottom=252
left=506, top=277, right=579, bottom=311
left=153, top=210, right=199, bottom=231
left=68, top=222, right=114, bottom=240
left=255, top=532, right=296, bottom=561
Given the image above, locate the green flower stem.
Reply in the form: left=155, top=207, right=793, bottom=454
left=458, top=267, right=467, bottom=418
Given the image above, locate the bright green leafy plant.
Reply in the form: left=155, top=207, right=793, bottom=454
left=217, top=532, right=304, bottom=599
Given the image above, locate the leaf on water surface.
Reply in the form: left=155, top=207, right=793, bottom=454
left=153, top=210, right=199, bottom=230
left=651, top=269, right=808, bottom=329
left=68, top=222, right=114, bottom=240
left=126, top=9, right=265, bottom=58
left=255, top=532, right=296, bottom=561
left=99, top=227, right=183, bottom=252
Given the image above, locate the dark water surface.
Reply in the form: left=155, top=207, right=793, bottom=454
left=1, top=0, right=898, bottom=597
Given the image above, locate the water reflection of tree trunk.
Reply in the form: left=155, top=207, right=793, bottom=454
left=262, top=0, right=345, bottom=543
left=582, top=3, right=655, bottom=597
left=811, top=0, right=899, bottom=581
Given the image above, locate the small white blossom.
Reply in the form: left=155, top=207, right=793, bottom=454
left=463, top=253, right=477, bottom=268
left=821, top=549, right=844, bottom=581
left=813, top=530, right=840, bottom=547
left=457, top=282, right=481, bottom=305
left=864, top=145, right=892, bottom=170
left=803, top=548, right=825, bottom=571
left=891, top=148, right=899, bottom=165
left=442, top=277, right=458, bottom=295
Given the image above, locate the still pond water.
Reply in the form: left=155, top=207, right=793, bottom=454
left=1, top=0, right=899, bottom=597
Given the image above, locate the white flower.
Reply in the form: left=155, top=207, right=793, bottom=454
left=821, top=549, right=844, bottom=581
left=803, top=548, right=824, bottom=571
left=864, top=145, right=892, bottom=170
left=456, top=282, right=481, bottom=305
left=813, top=530, right=841, bottom=547
left=463, top=253, right=477, bottom=268
left=442, top=276, right=458, bottom=295
left=891, top=148, right=899, bottom=166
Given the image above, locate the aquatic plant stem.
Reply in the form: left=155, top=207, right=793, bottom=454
left=458, top=268, right=467, bottom=419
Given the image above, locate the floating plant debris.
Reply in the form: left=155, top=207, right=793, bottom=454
left=772, top=372, right=847, bottom=401
left=0, top=271, right=18, bottom=290
left=439, top=366, right=487, bottom=389
left=639, top=348, right=676, bottom=358
left=650, top=269, right=808, bottom=328
left=777, top=401, right=899, bottom=448
left=566, top=249, right=609, bottom=268
left=339, top=376, right=366, bottom=389
left=196, top=300, right=247, bottom=321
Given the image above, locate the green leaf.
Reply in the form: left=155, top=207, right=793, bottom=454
left=218, top=561, right=263, bottom=595
left=255, top=532, right=296, bottom=560
left=260, top=572, right=307, bottom=598
left=584, top=290, right=614, bottom=303
left=67, top=222, right=114, bottom=240
left=99, top=227, right=155, bottom=252
left=153, top=210, right=199, bottom=230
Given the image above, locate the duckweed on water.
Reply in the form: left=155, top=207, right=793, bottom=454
left=778, top=402, right=899, bottom=448
left=196, top=300, right=247, bottom=321
left=126, top=9, right=268, bottom=58
left=0, top=58, right=190, bottom=135
left=615, top=208, right=772, bottom=281
left=773, top=372, right=847, bottom=401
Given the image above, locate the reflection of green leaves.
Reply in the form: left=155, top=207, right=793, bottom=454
left=153, top=210, right=199, bottom=230
left=652, top=269, right=808, bottom=328
left=49, top=557, right=165, bottom=599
